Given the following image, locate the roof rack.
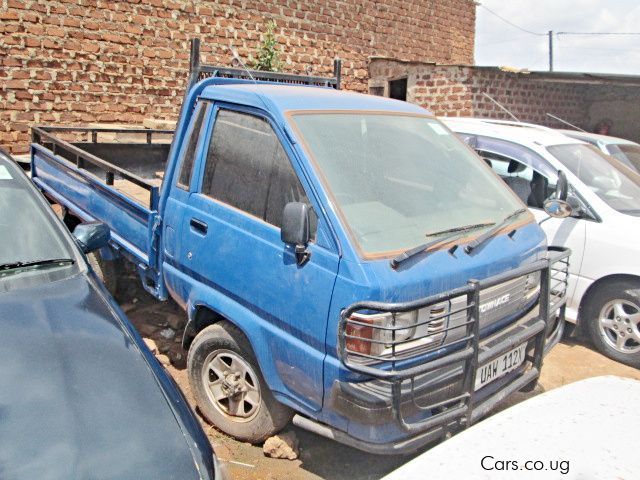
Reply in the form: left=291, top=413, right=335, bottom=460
left=160, top=39, right=342, bottom=199
left=185, top=38, right=341, bottom=92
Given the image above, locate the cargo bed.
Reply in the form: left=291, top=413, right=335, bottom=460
left=30, top=125, right=172, bottom=267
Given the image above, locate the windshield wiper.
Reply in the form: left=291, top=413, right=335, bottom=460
left=464, top=208, right=527, bottom=254
left=0, top=258, right=75, bottom=272
left=391, top=222, right=495, bottom=269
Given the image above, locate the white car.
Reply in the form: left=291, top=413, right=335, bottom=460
left=558, top=129, right=640, bottom=174
left=382, top=376, right=640, bottom=480
left=442, top=118, right=640, bottom=368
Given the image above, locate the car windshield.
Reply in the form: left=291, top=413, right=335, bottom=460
left=547, top=144, right=640, bottom=216
left=290, top=113, right=525, bottom=255
left=0, top=164, right=75, bottom=269
left=607, top=143, right=640, bottom=173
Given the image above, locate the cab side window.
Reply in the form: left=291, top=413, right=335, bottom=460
left=480, top=150, right=554, bottom=209
left=265, top=145, right=313, bottom=228
left=177, top=102, right=209, bottom=190
left=201, top=109, right=316, bottom=236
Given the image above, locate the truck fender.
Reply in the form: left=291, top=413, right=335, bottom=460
left=181, top=303, right=225, bottom=350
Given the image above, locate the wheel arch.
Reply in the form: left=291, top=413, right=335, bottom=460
left=578, top=273, right=640, bottom=326
left=182, top=302, right=288, bottom=404
left=182, top=303, right=226, bottom=350
left=182, top=303, right=256, bottom=356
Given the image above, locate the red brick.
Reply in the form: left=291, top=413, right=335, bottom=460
left=42, top=38, right=62, bottom=49
left=0, top=10, right=19, bottom=20
left=5, top=80, right=29, bottom=89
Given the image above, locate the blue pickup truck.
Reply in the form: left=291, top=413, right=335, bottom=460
left=29, top=41, right=570, bottom=454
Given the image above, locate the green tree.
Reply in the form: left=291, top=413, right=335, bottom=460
left=250, top=21, right=283, bottom=72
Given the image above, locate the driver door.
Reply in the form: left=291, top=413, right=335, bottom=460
left=177, top=106, right=339, bottom=410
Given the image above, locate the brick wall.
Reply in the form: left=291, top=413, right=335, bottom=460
left=0, top=0, right=476, bottom=154
left=584, top=84, right=640, bottom=142
left=369, top=60, right=640, bottom=142
left=465, top=69, right=590, bottom=129
left=369, top=62, right=476, bottom=116
left=369, top=61, right=590, bottom=125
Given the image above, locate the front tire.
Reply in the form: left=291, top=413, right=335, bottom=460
left=583, top=280, right=640, bottom=368
left=187, top=322, right=292, bottom=443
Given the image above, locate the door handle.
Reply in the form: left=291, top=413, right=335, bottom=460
left=190, top=218, right=208, bottom=235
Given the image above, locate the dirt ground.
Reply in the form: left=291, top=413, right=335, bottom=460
left=114, top=277, right=640, bottom=480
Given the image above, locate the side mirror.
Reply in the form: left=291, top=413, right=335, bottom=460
left=543, top=199, right=573, bottom=219
left=73, top=222, right=110, bottom=253
left=556, top=170, right=568, bottom=201
left=566, top=195, right=583, bottom=217
left=281, top=202, right=311, bottom=265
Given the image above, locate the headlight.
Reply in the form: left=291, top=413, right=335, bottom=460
left=346, top=310, right=419, bottom=356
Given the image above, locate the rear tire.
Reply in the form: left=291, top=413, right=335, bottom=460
left=87, top=250, right=118, bottom=296
left=187, top=322, right=292, bottom=443
left=583, top=280, right=640, bottom=368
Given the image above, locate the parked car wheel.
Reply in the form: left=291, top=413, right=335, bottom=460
left=87, top=250, right=118, bottom=295
left=187, top=322, right=292, bottom=443
left=583, top=280, right=640, bottom=368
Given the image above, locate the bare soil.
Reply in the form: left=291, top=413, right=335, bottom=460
left=114, top=278, right=639, bottom=480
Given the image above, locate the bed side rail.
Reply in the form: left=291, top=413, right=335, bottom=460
left=31, top=126, right=172, bottom=209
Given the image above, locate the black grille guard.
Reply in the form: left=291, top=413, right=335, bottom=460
left=337, top=247, right=571, bottom=435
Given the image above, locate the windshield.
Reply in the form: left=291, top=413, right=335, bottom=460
left=607, top=143, right=640, bottom=173
left=547, top=144, right=640, bottom=216
left=0, top=164, right=75, bottom=269
left=290, top=113, right=525, bottom=255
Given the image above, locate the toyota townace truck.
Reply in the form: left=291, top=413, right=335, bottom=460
left=28, top=40, right=569, bottom=454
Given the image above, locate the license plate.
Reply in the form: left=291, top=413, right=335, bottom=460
left=474, top=343, right=526, bottom=391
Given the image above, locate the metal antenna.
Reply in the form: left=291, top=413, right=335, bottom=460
left=482, top=92, right=520, bottom=122
left=546, top=113, right=587, bottom=132
left=229, top=46, right=259, bottom=85
left=227, top=45, right=273, bottom=113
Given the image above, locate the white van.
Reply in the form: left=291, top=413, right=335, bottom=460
left=443, top=118, right=640, bottom=368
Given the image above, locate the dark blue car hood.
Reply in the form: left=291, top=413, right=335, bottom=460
left=0, top=273, right=208, bottom=480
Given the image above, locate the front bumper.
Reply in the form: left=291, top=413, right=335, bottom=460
left=300, top=248, right=570, bottom=454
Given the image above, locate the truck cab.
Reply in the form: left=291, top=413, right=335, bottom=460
left=30, top=42, right=569, bottom=453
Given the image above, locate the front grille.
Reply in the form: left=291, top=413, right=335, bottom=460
left=444, top=275, right=532, bottom=346
left=426, top=304, right=448, bottom=342
left=478, top=275, right=530, bottom=327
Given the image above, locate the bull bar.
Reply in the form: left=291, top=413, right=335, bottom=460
left=336, top=247, right=570, bottom=440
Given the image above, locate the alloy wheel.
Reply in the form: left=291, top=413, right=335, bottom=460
left=598, top=299, right=640, bottom=354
